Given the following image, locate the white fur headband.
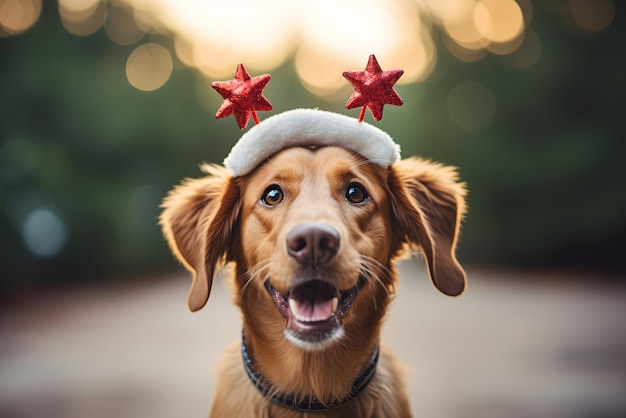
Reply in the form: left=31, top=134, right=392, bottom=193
left=223, top=108, right=401, bottom=177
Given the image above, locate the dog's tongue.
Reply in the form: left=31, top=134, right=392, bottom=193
left=288, top=297, right=339, bottom=323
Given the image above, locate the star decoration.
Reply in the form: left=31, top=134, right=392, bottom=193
left=212, top=63, right=272, bottom=129
left=343, top=54, right=404, bottom=122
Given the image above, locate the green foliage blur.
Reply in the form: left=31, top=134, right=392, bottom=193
left=1, top=2, right=624, bottom=293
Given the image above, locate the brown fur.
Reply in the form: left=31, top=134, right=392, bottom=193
left=160, top=146, right=467, bottom=417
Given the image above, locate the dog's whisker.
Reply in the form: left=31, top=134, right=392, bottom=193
left=238, top=261, right=271, bottom=312
left=358, top=257, right=396, bottom=313
left=360, top=257, right=394, bottom=295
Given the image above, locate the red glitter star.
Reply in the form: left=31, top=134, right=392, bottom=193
left=212, top=63, right=272, bottom=129
left=343, top=54, right=404, bottom=122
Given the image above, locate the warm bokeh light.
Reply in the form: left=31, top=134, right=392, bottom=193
left=443, top=36, right=488, bottom=63
left=40, top=0, right=611, bottom=93
left=59, top=0, right=99, bottom=13
left=104, top=3, right=144, bottom=46
left=443, top=6, right=485, bottom=52
left=294, top=0, right=431, bottom=94
left=130, top=0, right=297, bottom=79
left=0, top=0, right=41, bottom=35
left=58, top=0, right=106, bottom=37
left=474, top=0, right=524, bottom=45
left=134, top=0, right=440, bottom=95
left=571, top=0, right=615, bottom=33
left=125, top=42, right=173, bottom=92
left=441, top=0, right=526, bottom=59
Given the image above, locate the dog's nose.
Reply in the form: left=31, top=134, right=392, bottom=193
left=286, top=222, right=340, bottom=267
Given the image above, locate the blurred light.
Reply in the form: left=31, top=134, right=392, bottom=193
left=416, top=0, right=473, bottom=23
left=295, top=44, right=431, bottom=98
left=297, top=0, right=425, bottom=83
left=447, top=80, right=496, bottom=131
left=442, top=0, right=527, bottom=59
left=59, top=0, right=99, bottom=13
left=443, top=35, right=488, bottom=62
left=295, top=0, right=432, bottom=95
left=392, top=29, right=436, bottom=83
left=118, top=0, right=441, bottom=95
left=48, top=0, right=536, bottom=94
left=59, top=0, right=106, bottom=37
left=22, top=208, right=67, bottom=258
left=133, top=0, right=296, bottom=78
left=126, top=2, right=154, bottom=33
left=191, top=39, right=257, bottom=80
left=173, top=35, right=194, bottom=67
left=104, top=3, right=144, bottom=45
left=485, top=29, right=524, bottom=56
left=443, top=7, right=485, bottom=52
left=125, top=42, right=173, bottom=91
left=516, top=0, right=534, bottom=26
left=571, top=0, right=615, bottom=33
left=473, top=0, right=524, bottom=45
left=295, top=45, right=347, bottom=97
left=0, top=0, right=41, bottom=35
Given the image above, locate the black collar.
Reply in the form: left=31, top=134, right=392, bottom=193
left=241, top=335, right=379, bottom=412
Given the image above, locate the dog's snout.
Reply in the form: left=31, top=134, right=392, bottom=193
left=286, top=222, right=340, bottom=267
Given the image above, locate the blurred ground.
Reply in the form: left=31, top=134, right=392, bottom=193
left=1, top=260, right=625, bottom=418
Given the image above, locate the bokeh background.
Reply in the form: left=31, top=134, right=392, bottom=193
left=1, top=0, right=625, bottom=417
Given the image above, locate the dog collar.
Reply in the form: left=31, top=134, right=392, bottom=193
left=241, top=334, right=379, bottom=412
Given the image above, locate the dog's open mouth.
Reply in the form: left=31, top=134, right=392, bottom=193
left=264, top=278, right=365, bottom=348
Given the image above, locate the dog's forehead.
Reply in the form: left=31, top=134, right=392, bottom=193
left=240, top=146, right=389, bottom=199
left=250, top=146, right=367, bottom=182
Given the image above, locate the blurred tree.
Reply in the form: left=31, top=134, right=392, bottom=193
left=0, top=1, right=624, bottom=296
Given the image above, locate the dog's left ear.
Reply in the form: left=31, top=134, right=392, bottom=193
left=389, top=157, right=467, bottom=296
left=160, top=165, right=241, bottom=312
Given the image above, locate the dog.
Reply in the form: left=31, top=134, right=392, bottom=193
left=160, top=116, right=466, bottom=417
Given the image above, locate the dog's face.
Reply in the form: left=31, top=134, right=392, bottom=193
left=160, top=145, right=466, bottom=350
left=237, top=146, right=395, bottom=349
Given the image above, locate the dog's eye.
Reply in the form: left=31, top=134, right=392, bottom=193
left=346, top=183, right=369, bottom=204
left=261, top=185, right=284, bottom=207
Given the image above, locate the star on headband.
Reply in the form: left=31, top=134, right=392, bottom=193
left=212, top=63, right=272, bottom=129
left=343, top=54, right=404, bottom=122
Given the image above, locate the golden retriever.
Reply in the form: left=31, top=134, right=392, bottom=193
left=160, top=145, right=466, bottom=417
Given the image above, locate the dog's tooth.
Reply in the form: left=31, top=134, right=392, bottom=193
left=288, top=298, right=298, bottom=312
left=288, top=298, right=301, bottom=318
left=331, top=297, right=339, bottom=313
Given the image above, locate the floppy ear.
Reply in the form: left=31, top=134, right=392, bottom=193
left=389, top=157, right=467, bottom=296
left=160, top=164, right=241, bottom=312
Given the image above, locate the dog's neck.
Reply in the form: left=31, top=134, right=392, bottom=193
left=241, top=332, right=380, bottom=411
left=234, top=263, right=392, bottom=407
left=239, top=306, right=385, bottom=405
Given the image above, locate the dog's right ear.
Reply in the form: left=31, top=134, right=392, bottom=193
left=160, top=164, right=241, bottom=312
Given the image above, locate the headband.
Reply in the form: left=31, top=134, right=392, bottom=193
left=223, top=108, right=401, bottom=177
left=212, top=54, right=404, bottom=177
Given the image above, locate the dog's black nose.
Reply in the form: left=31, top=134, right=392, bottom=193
left=286, top=222, right=340, bottom=267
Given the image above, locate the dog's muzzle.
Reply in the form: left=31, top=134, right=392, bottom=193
left=264, top=222, right=365, bottom=349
